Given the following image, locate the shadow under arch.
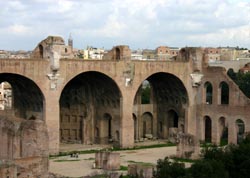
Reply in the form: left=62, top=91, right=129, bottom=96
left=59, top=71, right=122, bottom=145
left=133, top=72, right=189, bottom=141
left=0, top=73, right=45, bottom=120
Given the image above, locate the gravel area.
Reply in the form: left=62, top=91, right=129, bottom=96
left=49, top=144, right=177, bottom=178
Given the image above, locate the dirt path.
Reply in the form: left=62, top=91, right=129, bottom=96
left=49, top=146, right=177, bottom=177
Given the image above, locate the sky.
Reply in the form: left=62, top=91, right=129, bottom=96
left=0, top=0, right=250, bottom=51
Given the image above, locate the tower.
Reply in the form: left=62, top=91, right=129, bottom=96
left=68, top=33, right=73, bottom=49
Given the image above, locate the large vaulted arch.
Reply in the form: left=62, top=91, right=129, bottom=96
left=133, top=72, right=189, bottom=142
left=59, top=71, right=122, bottom=145
left=0, top=73, right=45, bottom=120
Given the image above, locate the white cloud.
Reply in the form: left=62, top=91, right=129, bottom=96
left=187, top=25, right=250, bottom=47
left=0, top=0, right=250, bottom=50
left=0, top=24, right=32, bottom=36
left=47, top=0, right=74, bottom=13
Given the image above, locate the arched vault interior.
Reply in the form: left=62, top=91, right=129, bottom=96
left=133, top=72, right=188, bottom=141
left=0, top=73, right=44, bottom=120
left=59, top=72, right=121, bottom=144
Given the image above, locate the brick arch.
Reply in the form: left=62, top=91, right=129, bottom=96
left=59, top=71, right=122, bottom=145
left=133, top=72, right=189, bottom=141
left=60, top=70, right=122, bottom=98
left=132, top=72, right=189, bottom=106
left=0, top=73, right=45, bottom=120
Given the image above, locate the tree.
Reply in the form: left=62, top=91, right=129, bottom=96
left=154, top=136, right=250, bottom=178
left=236, top=72, right=250, bottom=98
left=189, top=159, right=228, bottom=178
left=141, top=84, right=151, bottom=104
left=153, top=157, right=186, bottom=178
left=227, top=70, right=250, bottom=98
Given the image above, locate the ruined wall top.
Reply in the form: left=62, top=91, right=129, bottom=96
left=40, top=36, right=65, bottom=45
left=103, top=45, right=131, bottom=61
left=31, top=36, right=74, bottom=59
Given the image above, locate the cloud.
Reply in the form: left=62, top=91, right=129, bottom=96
left=187, top=25, right=250, bottom=47
left=0, top=0, right=249, bottom=50
left=0, top=24, right=32, bottom=36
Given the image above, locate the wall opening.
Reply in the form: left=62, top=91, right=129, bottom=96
left=236, top=119, right=245, bottom=144
left=38, top=44, right=43, bottom=58
left=115, top=48, right=120, bottom=60
left=0, top=82, right=12, bottom=110
left=142, top=112, right=153, bottom=137
left=0, top=74, right=44, bottom=120
left=141, top=80, right=151, bottom=104
left=133, top=72, right=188, bottom=140
left=168, top=109, right=178, bottom=128
left=59, top=71, right=121, bottom=145
left=220, top=82, right=229, bottom=105
left=133, top=114, right=137, bottom=140
left=204, top=116, right=212, bottom=143
left=204, top=82, right=213, bottom=104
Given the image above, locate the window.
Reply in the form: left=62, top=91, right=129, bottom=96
left=220, top=82, right=229, bottom=104
left=205, top=82, right=213, bottom=104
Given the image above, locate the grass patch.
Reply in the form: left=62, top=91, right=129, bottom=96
left=112, top=142, right=176, bottom=152
left=50, top=149, right=98, bottom=158
left=53, top=159, right=80, bottom=162
left=120, top=165, right=128, bottom=171
left=84, top=157, right=95, bottom=160
left=127, top=160, right=154, bottom=166
left=220, top=139, right=228, bottom=146
left=90, top=175, right=108, bottom=178
left=49, top=142, right=176, bottom=158
left=200, top=141, right=213, bottom=148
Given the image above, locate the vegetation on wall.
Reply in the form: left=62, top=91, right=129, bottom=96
left=227, top=69, right=250, bottom=98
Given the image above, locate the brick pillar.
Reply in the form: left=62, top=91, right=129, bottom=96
left=44, top=90, right=60, bottom=154
left=228, top=118, right=236, bottom=144
left=212, top=117, right=219, bottom=145
left=120, top=95, right=134, bottom=148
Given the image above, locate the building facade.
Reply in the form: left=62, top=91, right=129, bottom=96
left=0, top=36, right=250, bottom=158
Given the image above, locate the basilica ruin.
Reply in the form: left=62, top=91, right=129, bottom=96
left=1, top=36, right=250, bottom=177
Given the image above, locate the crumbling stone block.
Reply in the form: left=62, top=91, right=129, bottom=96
left=0, top=160, right=17, bottom=178
left=128, top=164, right=155, bottom=178
left=0, top=116, right=49, bottom=177
left=176, top=133, right=200, bottom=159
left=95, top=151, right=120, bottom=171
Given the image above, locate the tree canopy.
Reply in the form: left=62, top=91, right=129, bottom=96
left=153, top=136, right=250, bottom=178
left=227, top=69, right=250, bottom=98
